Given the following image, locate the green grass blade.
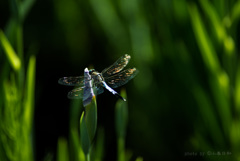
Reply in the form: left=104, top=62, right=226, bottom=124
left=189, top=1, right=231, bottom=147
left=69, top=99, right=85, bottom=161
left=84, top=95, right=97, bottom=142
left=234, top=64, right=240, bottom=115
left=80, top=94, right=98, bottom=160
left=20, top=0, right=36, bottom=21
left=92, top=127, right=104, bottom=161
left=24, top=55, right=36, bottom=131
left=1, top=73, right=21, bottom=161
left=135, top=157, right=143, bottom=161
left=115, top=89, right=128, bottom=138
left=80, top=111, right=91, bottom=158
left=188, top=3, right=220, bottom=73
left=230, top=0, right=240, bottom=24
left=57, top=137, right=69, bottom=161
left=115, top=89, right=128, bottom=161
left=193, top=85, right=224, bottom=147
left=230, top=121, right=240, bottom=159
left=199, top=0, right=226, bottom=42
left=0, top=30, right=21, bottom=71
left=0, top=62, right=10, bottom=112
left=209, top=73, right=231, bottom=138
left=200, top=0, right=235, bottom=58
left=89, top=0, right=127, bottom=50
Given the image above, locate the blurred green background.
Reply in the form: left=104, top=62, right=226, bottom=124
left=1, top=0, right=240, bottom=160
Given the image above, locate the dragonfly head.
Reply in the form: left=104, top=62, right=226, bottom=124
left=89, top=69, right=95, bottom=74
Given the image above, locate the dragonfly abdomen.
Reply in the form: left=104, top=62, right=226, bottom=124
left=102, top=81, right=126, bottom=101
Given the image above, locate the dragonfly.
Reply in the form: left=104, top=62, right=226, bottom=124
left=58, top=54, right=139, bottom=101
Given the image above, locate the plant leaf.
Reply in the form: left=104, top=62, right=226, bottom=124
left=188, top=3, right=220, bottom=73
left=0, top=30, right=21, bottom=71
left=80, top=111, right=91, bottom=156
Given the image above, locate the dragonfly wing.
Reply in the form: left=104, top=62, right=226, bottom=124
left=104, top=68, right=139, bottom=88
left=68, top=87, right=84, bottom=99
left=102, top=54, right=131, bottom=77
left=58, top=76, right=85, bottom=86
left=96, top=86, right=104, bottom=95
left=68, top=86, right=104, bottom=99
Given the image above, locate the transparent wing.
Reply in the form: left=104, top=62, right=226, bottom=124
left=96, top=86, right=104, bottom=95
left=68, top=87, right=84, bottom=99
left=67, top=86, right=105, bottom=99
left=102, top=54, right=131, bottom=77
left=58, top=76, right=85, bottom=86
left=104, top=68, right=139, bottom=88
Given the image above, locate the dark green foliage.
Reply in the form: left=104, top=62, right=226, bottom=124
left=2, top=0, right=240, bottom=161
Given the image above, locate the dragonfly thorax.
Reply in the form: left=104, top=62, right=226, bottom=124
left=90, top=70, right=104, bottom=86
left=89, top=69, right=95, bottom=74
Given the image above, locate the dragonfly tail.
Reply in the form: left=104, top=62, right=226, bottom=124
left=102, top=82, right=126, bottom=101
left=114, top=93, right=126, bottom=101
